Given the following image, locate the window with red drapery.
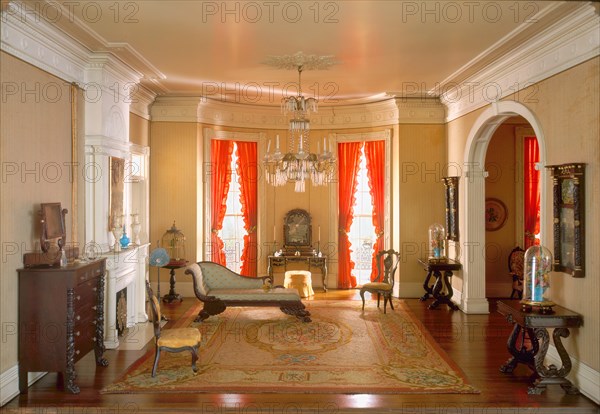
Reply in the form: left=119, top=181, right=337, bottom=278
left=210, top=140, right=257, bottom=276
left=235, top=141, right=258, bottom=276
left=338, top=140, right=385, bottom=288
left=337, top=142, right=362, bottom=288
left=524, top=136, right=540, bottom=249
left=364, top=140, right=385, bottom=282
left=210, top=140, right=233, bottom=266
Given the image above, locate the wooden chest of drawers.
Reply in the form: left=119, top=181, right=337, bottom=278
left=18, top=259, right=108, bottom=394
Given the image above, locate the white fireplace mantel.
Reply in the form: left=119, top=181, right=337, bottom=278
left=102, top=243, right=150, bottom=349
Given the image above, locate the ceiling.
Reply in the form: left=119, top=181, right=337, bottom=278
left=37, top=1, right=585, bottom=105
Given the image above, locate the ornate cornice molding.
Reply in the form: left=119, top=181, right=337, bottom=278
left=442, top=3, right=600, bottom=122
left=1, top=1, right=146, bottom=92
left=151, top=96, right=445, bottom=127
left=129, top=85, right=156, bottom=120
left=1, top=3, right=88, bottom=84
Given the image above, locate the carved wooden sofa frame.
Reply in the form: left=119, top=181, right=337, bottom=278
left=185, top=261, right=311, bottom=323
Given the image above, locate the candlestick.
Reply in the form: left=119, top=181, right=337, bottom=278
left=318, top=225, right=321, bottom=242
left=273, top=224, right=276, bottom=242
left=267, top=139, right=271, bottom=153
left=276, top=135, right=280, bottom=149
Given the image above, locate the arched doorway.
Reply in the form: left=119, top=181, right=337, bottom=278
left=461, top=101, right=547, bottom=314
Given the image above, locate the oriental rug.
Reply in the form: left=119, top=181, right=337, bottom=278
left=102, top=300, right=478, bottom=394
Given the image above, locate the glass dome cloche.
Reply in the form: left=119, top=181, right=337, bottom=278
left=428, top=223, right=446, bottom=261
left=521, top=245, right=555, bottom=313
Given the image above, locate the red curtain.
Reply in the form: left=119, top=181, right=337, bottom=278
left=235, top=141, right=258, bottom=276
left=210, top=140, right=234, bottom=265
left=524, top=137, right=540, bottom=249
left=364, top=140, right=385, bottom=282
left=337, top=142, right=362, bottom=288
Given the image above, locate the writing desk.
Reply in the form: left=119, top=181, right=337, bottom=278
left=268, top=255, right=328, bottom=292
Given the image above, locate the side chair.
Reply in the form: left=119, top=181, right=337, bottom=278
left=508, top=246, right=525, bottom=299
left=360, top=249, right=400, bottom=313
left=146, top=282, right=202, bottom=377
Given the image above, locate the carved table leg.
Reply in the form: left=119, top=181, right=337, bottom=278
left=65, top=288, right=80, bottom=394
left=429, top=271, right=458, bottom=310
left=500, top=323, right=537, bottom=373
left=420, top=270, right=435, bottom=301
left=163, top=268, right=183, bottom=303
left=528, top=327, right=579, bottom=395
left=95, top=274, right=109, bottom=367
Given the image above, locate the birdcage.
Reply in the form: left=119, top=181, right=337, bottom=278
left=161, top=221, right=186, bottom=266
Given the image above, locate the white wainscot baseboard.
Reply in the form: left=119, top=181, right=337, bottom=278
left=0, top=365, right=46, bottom=407
left=546, top=345, right=600, bottom=404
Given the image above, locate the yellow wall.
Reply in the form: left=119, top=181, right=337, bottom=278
left=447, top=57, right=600, bottom=370
left=484, top=124, right=517, bottom=297
left=0, top=52, right=81, bottom=371
left=149, top=122, right=201, bottom=295
left=397, top=124, right=446, bottom=296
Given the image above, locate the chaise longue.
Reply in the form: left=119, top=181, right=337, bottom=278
left=184, top=261, right=311, bottom=322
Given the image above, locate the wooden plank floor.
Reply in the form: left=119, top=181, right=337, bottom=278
left=4, top=290, right=599, bottom=413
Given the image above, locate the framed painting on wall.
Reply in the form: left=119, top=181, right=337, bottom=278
left=546, top=163, right=585, bottom=277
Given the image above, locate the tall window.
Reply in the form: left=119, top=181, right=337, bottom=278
left=210, top=139, right=258, bottom=276
left=338, top=139, right=385, bottom=288
left=220, top=145, right=245, bottom=273
left=348, top=146, right=376, bottom=285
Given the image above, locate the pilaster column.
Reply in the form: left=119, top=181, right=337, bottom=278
left=461, top=166, right=490, bottom=314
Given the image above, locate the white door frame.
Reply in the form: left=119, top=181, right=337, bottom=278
left=461, top=101, right=547, bottom=314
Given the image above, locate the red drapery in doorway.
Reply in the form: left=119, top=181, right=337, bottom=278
left=364, top=140, right=385, bottom=282
left=524, top=136, right=540, bottom=249
left=236, top=141, right=258, bottom=276
left=210, top=140, right=234, bottom=265
left=337, top=142, right=362, bottom=289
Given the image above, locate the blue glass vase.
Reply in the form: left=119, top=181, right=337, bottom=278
left=119, top=227, right=130, bottom=249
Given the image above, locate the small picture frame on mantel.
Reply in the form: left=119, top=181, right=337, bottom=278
left=546, top=163, right=585, bottom=278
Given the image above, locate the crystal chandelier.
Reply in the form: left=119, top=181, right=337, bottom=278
left=263, top=52, right=337, bottom=192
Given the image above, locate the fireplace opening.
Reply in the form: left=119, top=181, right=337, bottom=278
left=116, top=288, right=127, bottom=336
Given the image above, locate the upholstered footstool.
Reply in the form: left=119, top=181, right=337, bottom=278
left=284, top=270, right=314, bottom=298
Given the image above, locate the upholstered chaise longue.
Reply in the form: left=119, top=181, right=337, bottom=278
left=185, top=262, right=311, bottom=322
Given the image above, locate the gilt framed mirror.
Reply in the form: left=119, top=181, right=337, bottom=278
left=546, top=163, right=585, bottom=277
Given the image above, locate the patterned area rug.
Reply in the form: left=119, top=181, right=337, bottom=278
left=102, top=300, right=478, bottom=394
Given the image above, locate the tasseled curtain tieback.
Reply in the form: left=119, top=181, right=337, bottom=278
left=211, top=228, right=219, bottom=234
left=248, top=226, right=257, bottom=234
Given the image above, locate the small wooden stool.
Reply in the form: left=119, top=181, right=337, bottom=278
left=284, top=271, right=314, bottom=298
